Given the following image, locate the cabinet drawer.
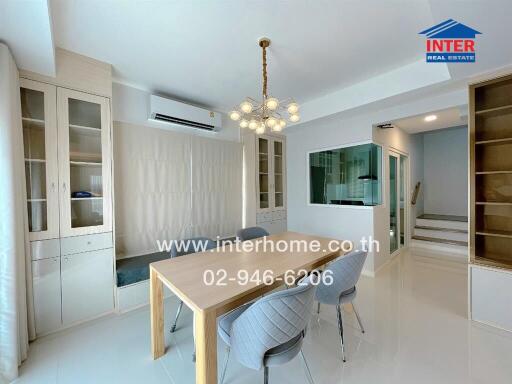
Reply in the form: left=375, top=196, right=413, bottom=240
left=60, top=232, right=113, bottom=255
left=31, top=239, right=61, bottom=261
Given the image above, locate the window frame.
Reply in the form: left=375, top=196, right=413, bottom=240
left=306, top=140, right=384, bottom=209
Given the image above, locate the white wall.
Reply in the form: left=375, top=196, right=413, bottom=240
left=112, top=82, right=240, bottom=142
left=286, top=85, right=467, bottom=275
left=286, top=113, right=376, bottom=273
left=422, top=126, right=468, bottom=216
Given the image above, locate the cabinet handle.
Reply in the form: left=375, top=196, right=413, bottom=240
left=62, top=183, right=67, bottom=191
left=51, top=182, right=56, bottom=191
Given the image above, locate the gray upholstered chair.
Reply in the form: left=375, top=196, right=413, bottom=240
left=236, top=226, right=269, bottom=241
left=217, top=274, right=319, bottom=384
left=169, top=237, right=217, bottom=333
left=316, top=250, right=367, bottom=362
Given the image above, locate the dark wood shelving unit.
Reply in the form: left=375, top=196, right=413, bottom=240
left=470, top=75, right=512, bottom=269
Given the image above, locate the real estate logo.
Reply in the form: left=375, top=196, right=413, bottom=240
left=419, top=19, right=481, bottom=63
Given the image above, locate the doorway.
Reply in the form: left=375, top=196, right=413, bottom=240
left=389, top=151, right=408, bottom=255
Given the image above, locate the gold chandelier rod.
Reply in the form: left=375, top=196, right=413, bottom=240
left=259, top=38, right=270, bottom=100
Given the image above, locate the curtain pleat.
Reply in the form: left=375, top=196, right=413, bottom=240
left=114, top=121, right=242, bottom=258
left=0, top=43, right=32, bottom=384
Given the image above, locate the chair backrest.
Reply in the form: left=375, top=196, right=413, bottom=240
left=316, top=250, right=367, bottom=305
left=230, top=274, right=318, bottom=370
left=236, top=226, right=269, bottom=241
left=169, top=237, right=217, bottom=258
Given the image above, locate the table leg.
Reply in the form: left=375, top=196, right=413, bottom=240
left=150, top=268, right=165, bottom=359
left=195, top=309, right=217, bottom=384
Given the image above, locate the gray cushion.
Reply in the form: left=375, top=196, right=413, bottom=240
left=236, top=226, right=269, bottom=241
left=116, top=252, right=170, bottom=287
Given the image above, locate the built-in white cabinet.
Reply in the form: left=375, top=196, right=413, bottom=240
left=256, top=135, right=287, bottom=233
left=21, top=79, right=59, bottom=241
left=58, top=88, right=112, bottom=237
left=32, top=257, right=62, bottom=335
left=21, top=78, right=114, bottom=336
left=62, top=248, right=114, bottom=325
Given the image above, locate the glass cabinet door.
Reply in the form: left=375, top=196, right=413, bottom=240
left=258, top=138, right=270, bottom=209
left=273, top=140, right=284, bottom=208
left=57, top=88, right=111, bottom=237
left=20, top=79, right=59, bottom=240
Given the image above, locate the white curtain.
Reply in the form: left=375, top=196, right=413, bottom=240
left=0, top=43, right=32, bottom=383
left=113, top=121, right=243, bottom=257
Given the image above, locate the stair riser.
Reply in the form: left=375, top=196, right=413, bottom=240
left=416, top=218, right=468, bottom=231
left=414, top=228, right=468, bottom=242
left=411, top=240, right=468, bottom=255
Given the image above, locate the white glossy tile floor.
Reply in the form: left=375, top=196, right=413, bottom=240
left=15, top=248, right=512, bottom=384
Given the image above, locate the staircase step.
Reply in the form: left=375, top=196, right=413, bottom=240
left=416, top=218, right=468, bottom=231
left=411, top=235, right=468, bottom=247
left=417, top=214, right=468, bottom=222
left=414, top=227, right=468, bottom=242
left=415, top=225, right=468, bottom=234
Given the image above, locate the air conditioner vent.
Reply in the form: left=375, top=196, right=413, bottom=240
left=149, top=95, right=221, bottom=132
left=153, top=113, right=215, bottom=131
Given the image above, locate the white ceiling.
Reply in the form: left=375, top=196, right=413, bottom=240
left=0, top=0, right=55, bottom=76
left=2, top=0, right=512, bottom=123
left=49, top=0, right=433, bottom=111
left=391, top=106, right=467, bottom=134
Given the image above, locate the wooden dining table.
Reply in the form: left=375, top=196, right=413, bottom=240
left=149, top=231, right=347, bottom=384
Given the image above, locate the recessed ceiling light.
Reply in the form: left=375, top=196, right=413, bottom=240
left=424, top=115, right=437, bottom=122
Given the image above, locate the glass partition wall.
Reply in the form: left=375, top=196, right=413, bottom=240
left=309, top=143, right=382, bottom=206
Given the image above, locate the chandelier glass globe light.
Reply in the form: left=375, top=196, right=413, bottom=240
left=229, top=38, right=299, bottom=134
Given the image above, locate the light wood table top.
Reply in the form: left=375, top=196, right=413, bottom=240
left=150, top=231, right=347, bottom=384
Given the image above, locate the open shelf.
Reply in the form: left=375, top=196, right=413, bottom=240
left=475, top=234, right=512, bottom=268
left=476, top=202, right=512, bottom=206
left=475, top=137, right=512, bottom=145
left=475, top=142, right=512, bottom=172
left=472, top=75, right=512, bottom=271
left=476, top=230, right=512, bottom=238
left=71, top=197, right=102, bottom=201
left=475, top=104, right=512, bottom=116
left=475, top=78, right=512, bottom=111
left=475, top=173, right=512, bottom=203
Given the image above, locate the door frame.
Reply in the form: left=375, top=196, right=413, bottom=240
left=388, top=149, right=410, bottom=256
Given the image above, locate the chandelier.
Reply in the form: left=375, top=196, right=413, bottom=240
left=229, top=38, right=300, bottom=134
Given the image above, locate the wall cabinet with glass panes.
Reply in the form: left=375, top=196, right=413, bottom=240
left=20, top=78, right=114, bottom=336
left=256, top=135, right=287, bottom=233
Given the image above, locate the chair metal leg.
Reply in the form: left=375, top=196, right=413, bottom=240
left=317, top=302, right=321, bottom=314
left=170, top=300, right=184, bottom=333
left=300, top=349, right=315, bottom=384
left=264, top=366, right=269, bottom=384
left=352, top=302, right=365, bottom=334
left=336, top=304, right=346, bottom=362
left=219, top=347, right=230, bottom=384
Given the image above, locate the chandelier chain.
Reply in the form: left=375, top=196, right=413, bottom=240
left=262, top=43, right=268, bottom=99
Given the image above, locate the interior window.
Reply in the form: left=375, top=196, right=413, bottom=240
left=309, top=143, right=382, bottom=206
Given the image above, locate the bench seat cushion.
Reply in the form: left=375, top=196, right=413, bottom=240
left=116, top=252, right=169, bottom=287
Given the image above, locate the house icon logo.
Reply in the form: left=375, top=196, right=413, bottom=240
left=419, top=19, right=481, bottom=63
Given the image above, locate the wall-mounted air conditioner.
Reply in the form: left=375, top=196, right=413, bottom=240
left=149, top=95, right=221, bottom=131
